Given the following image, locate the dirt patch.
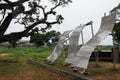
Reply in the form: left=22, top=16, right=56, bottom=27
left=0, top=53, right=8, bottom=57
left=0, top=71, right=71, bottom=80
left=0, top=61, right=120, bottom=80
left=88, top=73, right=120, bottom=80
left=0, top=62, right=72, bottom=80
left=87, top=62, right=120, bottom=80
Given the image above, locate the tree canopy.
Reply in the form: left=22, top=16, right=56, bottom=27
left=113, top=22, right=120, bottom=45
left=0, top=0, right=72, bottom=43
left=30, top=30, right=60, bottom=47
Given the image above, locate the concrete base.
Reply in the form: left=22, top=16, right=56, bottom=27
left=27, top=59, right=93, bottom=80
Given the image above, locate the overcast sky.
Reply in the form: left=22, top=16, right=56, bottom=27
left=6, top=0, right=120, bottom=45
left=50, top=0, right=120, bottom=45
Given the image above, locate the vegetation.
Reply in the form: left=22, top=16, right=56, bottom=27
left=0, top=46, right=71, bottom=80
left=0, top=46, right=120, bottom=80
left=30, top=30, right=61, bottom=47
left=0, top=0, right=72, bottom=43
left=113, top=22, right=120, bottom=46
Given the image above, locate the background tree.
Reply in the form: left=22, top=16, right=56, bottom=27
left=113, top=22, right=120, bottom=46
left=30, top=30, right=60, bottom=47
left=0, top=0, right=72, bottom=43
left=46, top=30, right=61, bottom=44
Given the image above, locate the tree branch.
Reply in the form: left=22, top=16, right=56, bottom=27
left=0, top=0, right=29, bottom=10
left=23, top=5, right=36, bottom=14
left=3, top=0, right=12, bottom=4
left=51, top=0, right=61, bottom=11
left=0, top=6, right=24, bottom=36
left=36, top=5, right=46, bottom=19
left=0, top=31, right=27, bottom=43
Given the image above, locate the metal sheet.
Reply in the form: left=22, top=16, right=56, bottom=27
left=72, top=14, right=116, bottom=69
left=47, top=30, right=72, bottom=62
left=64, top=25, right=86, bottom=63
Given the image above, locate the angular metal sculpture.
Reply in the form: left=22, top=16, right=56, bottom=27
left=46, top=30, right=72, bottom=62
left=64, top=21, right=93, bottom=64
left=72, top=13, right=116, bottom=69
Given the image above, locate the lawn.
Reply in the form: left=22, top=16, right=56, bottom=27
left=0, top=46, right=120, bottom=80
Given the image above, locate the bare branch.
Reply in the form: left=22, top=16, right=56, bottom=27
left=3, top=0, right=12, bottom=4
left=0, top=0, right=29, bottom=10
left=36, top=5, right=46, bottom=18
left=51, top=0, right=61, bottom=11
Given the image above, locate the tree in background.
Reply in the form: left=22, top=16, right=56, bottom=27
left=30, top=30, right=60, bottom=47
left=46, top=30, right=61, bottom=44
left=0, top=0, right=72, bottom=43
left=113, top=22, right=120, bottom=46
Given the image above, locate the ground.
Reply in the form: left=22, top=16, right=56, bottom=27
left=0, top=47, right=120, bottom=80
left=88, top=62, right=120, bottom=80
left=0, top=61, right=71, bottom=80
left=0, top=60, right=120, bottom=80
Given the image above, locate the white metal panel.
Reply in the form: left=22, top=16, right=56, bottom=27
left=72, top=14, right=116, bottom=69
left=64, top=24, right=86, bottom=63
left=47, top=30, right=72, bottom=62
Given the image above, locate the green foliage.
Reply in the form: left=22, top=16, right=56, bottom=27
left=0, top=46, right=52, bottom=62
left=30, top=30, right=60, bottom=47
left=113, top=22, right=120, bottom=45
left=46, top=30, right=61, bottom=43
left=0, top=46, right=52, bottom=55
left=97, top=45, right=112, bottom=50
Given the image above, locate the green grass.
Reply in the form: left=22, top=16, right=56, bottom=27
left=0, top=46, right=50, bottom=54
left=0, top=46, right=53, bottom=61
left=0, top=46, right=119, bottom=75
left=0, top=46, right=73, bottom=80
left=0, top=46, right=53, bottom=73
left=97, top=45, right=112, bottom=50
left=0, top=46, right=70, bottom=74
left=0, top=45, right=113, bottom=66
left=0, top=46, right=120, bottom=80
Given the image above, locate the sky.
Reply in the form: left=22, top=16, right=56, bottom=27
left=5, top=0, right=120, bottom=45
left=50, top=0, right=120, bottom=45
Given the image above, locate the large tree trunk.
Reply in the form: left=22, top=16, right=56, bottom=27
left=0, top=19, right=44, bottom=43
left=0, top=0, right=29, bottom=10
left=0, top=0, right=62, bottom=43
left=0, top=13, right=13, bottom=36
left=0, top=6, right=24, bottom=36
left=0, top=32, right=24, bottom=43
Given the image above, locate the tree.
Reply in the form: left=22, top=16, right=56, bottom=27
left=0, top=0, right=72, bottom=43
left=30, top=30, right=60, bottom=47
left=113, top=22, right=120, bottom=46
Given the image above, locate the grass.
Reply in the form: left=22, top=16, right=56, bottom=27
left=0, top=46, right=52, bottom=61
left=0, top=46, right=120, bottom=80
left=0, top=46, right=72, bottom=80
left=0, top=46, right=52, bottom=73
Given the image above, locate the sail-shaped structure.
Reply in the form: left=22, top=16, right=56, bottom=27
left=65, top=21, right=93, bottom=64
left=46, top=30, right=72, bottom=62
left=72, top=13, right=116, bottom=69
